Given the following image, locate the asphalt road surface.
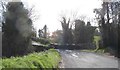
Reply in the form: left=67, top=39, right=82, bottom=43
left=57, top=49, right=119, bottom=68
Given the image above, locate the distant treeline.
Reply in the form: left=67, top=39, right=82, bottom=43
left=60, top=18, right=96, bottom=45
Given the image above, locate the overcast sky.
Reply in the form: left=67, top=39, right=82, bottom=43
left=22, top=0, right=102, bottom=33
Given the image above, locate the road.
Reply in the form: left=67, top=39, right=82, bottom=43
left=57, top=49, right=118, bottom=68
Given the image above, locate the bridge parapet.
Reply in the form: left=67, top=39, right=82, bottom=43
left=52, top=43, right=96, bottom=50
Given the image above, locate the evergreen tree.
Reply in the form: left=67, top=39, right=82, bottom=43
left=2, top=1, right=33, bottom=57
left=74, top=20, right=96, bottom=44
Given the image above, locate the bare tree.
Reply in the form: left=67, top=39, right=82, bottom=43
left=27, top=5, right=40, bottom=22
left=94, top=1, right=120, bottom=57
left=60, top=16, right=73, bottom=44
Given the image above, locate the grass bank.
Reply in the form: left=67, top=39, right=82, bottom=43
left=81, top=36, right=104, bottom=53
left=1, top=49, right=61, bottom=70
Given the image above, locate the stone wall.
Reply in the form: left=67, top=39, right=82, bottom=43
left=54, top=43, right=96, bottom=50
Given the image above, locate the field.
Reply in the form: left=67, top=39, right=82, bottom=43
left=94, top=36, right=101, bottom=49
left=81, top=36, right=102, bottom=52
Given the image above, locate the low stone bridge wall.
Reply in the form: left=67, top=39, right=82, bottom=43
left=32, top=42, right=96, bottom=52
left=52, top=43, right=96, bottom=50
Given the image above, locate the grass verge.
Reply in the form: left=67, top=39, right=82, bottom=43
left=81, top=36, right=105, bottom=53
left=1, top=49, right=61, bottom=70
